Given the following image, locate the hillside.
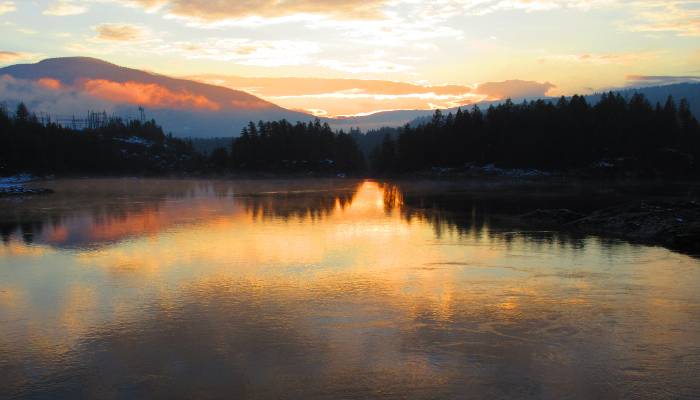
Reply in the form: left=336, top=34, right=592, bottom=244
left=0, top=57, right=313, bottom=138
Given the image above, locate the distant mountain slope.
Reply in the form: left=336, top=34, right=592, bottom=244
left=325, top=109, right=447, bottom=131
left=585, top=83, right=700, bottom=116
left=0, top=57, right=313, bottom=137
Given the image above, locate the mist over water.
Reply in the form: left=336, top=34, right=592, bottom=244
left=1, top=179, right=699, bottom=399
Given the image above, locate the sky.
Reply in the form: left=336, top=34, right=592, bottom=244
left=0, top=0, right=699, bottom=117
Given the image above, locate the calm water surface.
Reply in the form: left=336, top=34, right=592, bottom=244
left=1, top=179, right=699, bottom=399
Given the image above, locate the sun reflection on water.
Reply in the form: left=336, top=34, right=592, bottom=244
left=1, top=179, right=700, bottom=399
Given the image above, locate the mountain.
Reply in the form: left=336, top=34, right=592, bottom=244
left=326, top=109, right=455, bottom=131
left=0, top=57, right=313, bottom=138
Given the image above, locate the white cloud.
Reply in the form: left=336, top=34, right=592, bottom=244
left=447, top=0, right=700, bottom=37
left=166, top=39, right=322, bottom=66
left=44, top=0, right=88, bottom=16
left=438, top=0, right=613, bottom=16
left=16, top=28, right=38, bottom=35
left=538, top=51, right=659, bottom=65
left=319, top=60, right=414, bottom=74
left=625, top=1, right=700, bottom=36
left=67, top=24, right=321, bottom=67
left=0, top=1, right=15, bottom=15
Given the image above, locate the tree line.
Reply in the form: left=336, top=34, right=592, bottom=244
left=0, top=103, right=201, bottom=175
left=3, top=92, right=700, bottom=178
left=0, top=104, right=365, bottom=176
left=215, top=119, right=366, bottom=173
left=371, top=93, right=700, bottom=177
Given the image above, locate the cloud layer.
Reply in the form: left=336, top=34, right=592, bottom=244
left=0, top=75, right=222, bottom=116
left=131, top=0, right=389, bottom=21
left=83, top=79, right=221, bottom=110
left=190, top=75, right=555, bottom=116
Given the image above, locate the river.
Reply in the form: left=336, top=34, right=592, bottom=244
left=1, top=178, right=699, bottom=399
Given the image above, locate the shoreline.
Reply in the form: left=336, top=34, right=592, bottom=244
left=3, top=175, right=698, bottom=256
left=513, top=201, right=700, bottom=256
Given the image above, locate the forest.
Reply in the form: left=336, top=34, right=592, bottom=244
left=225, top=119, right=365, bottom=173
left=0, top=103, right=202, bottom=175
left=371, top=93, right=700, bottom=177
left=2, top=92, right=700, bottom=178
left=0, top=104, right=365, bottom=175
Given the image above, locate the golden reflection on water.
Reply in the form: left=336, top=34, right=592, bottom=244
left=1, top=179, right=700, bottom=399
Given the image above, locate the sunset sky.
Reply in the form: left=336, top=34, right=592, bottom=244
left=1, top=0, right=699, bottom=116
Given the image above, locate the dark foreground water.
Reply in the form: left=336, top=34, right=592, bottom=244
left=1, top=179, right=699, bottom=399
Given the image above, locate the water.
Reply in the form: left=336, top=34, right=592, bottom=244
left=1, top=178, right=699, bottom=399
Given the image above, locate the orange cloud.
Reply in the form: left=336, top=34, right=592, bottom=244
left=132, top=0, right=389, bottom=21
left=190, top=75, right=473, bottom=97
left=0, top=50, right=36, bottom=63
left=95, top=23, right=145, bottom=41
left=475, top=80, right=555, bottom=100
left=82, top=79, right=221, bottom=111
left=37, top=78, right=62, bottom=90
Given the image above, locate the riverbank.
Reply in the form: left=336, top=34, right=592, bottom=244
left=516, top=200, right=700, bottom=254
left=393, top=178, right=700, bottom=256
left=573, top=201, right=700, bottom=253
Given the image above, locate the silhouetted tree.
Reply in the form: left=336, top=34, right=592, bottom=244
left=0, top=104, right=202, bottom=175
left=15, top=103, right=29, bottom=123
left=370, top=93, right=700, bottom=177
left=230, top=118, right=364, bottom=173
left=209, top=147, right=229, bottom=170
left=370, top=134, right=397, bottom=173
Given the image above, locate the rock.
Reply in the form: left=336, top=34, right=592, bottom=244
left=568, top=200, right=700, bottom=253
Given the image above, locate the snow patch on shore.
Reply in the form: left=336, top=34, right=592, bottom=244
left=0, top=174, right=35, bottom=189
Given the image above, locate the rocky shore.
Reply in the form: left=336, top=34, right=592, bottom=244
left=0, top=175, right=54, bottom=197
left=519, top=200, right=700, bottom=254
